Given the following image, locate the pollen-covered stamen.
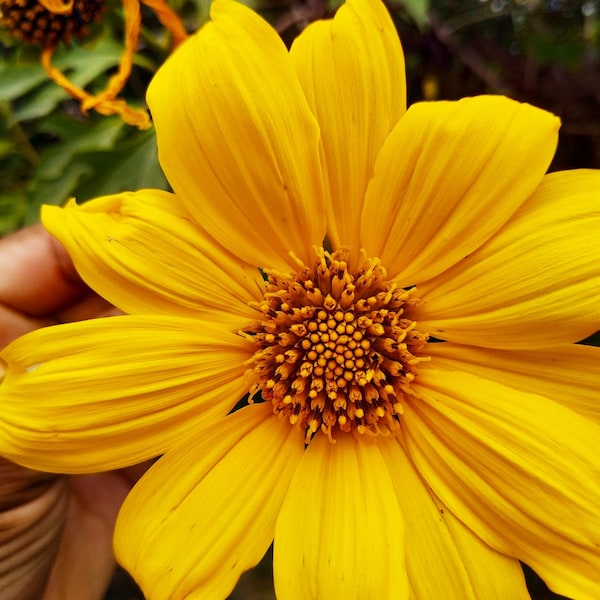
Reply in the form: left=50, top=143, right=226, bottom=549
left=244, top=248, right=429, bottom=443
left=0, top=0, right=104, bottom=47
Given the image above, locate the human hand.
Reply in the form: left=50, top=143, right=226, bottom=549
left=0, top=224, right=147, bottom=600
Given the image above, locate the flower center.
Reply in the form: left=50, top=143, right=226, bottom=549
left=0, top=0, right=104, bottom=47
left=244, top=248, right=429, bottom=443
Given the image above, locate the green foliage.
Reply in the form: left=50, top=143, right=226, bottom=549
left=400, top=0, right=430, bottom=28
left=428, top=0, right=600, bottom=69
left=0, top=90, right=168, bottom=233
left=0, top=111, right=167, bottom=234
left=21, top=115, right=166, bottom=228
left=0, top=191, right=27, bottom=233
left=70, top=125, right=167, bottom=200
left=0, top=5, right=174, bottom=234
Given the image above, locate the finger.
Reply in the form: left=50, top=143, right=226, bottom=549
left=0, top=304, right=51, bottom=349
left=0, top=459, right=68, bottom=600
left=0, top=224, right=89, bottom=317
left=55, top=295, right=118, bottom=325
left=0, top=296, right=119, bottom=351
left=43, top=462, right=153, bottom=600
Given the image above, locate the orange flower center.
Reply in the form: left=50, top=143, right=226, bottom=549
left=0, top=0, right=104, bottom=47
left=244, top=248, right=429, bottom=443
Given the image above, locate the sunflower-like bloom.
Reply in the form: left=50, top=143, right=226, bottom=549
left=1, top=0, right=600, bottom=598
left=0, top=0, right=187, bottom=128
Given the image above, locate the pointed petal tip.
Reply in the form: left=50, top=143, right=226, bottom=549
left=0, top=315, right=250, bottom=473
left=116, top=407, right=304, bottom=599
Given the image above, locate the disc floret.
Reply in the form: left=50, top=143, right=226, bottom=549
left=244, top=248, right=429, bottom=443
left=0, top=0, right=104, bottom=47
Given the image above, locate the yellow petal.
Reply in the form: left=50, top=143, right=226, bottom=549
left=404, top=365, right=600, bottom=600
left=290, top=0, right=406, bottom=253
left=380, top=437, right=529, bottom=600
left=428, top=342, right=600, bottom=425
left=0, top=315, right=252, bottom=473
left=43, top=192, right=262, bottom=328
left=115, top=405, right=304, bottom=599
left=274, top=434, right=408, bottom=600
left=148, top=0, right=325, bottom=271
left=416, top=169, right=600, bottom=348
left=361, top=96, right=560, bottom=284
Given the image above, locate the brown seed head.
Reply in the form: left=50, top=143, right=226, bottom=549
left=244, top=248, right=429, bottom=443
left=0, top=0, right=104, bottom=47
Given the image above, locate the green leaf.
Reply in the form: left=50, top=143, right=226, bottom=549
left=51, top=36, right=128, bottom=88
left=0, top=63, right=48, bottom=102
left=22, top=122, right=167, bottom=223
left=11, top=82, right=71, bottom=122
left=72, top=127, right=168, bottom=201
left=0, top=138, right=17, bottom=160
left=0, top=191, right=28, bottom=234
left=6, top=106, right=166, bottom=226
left=2, top=32, right=153, bottom=121
left=400, top=0, right=430, bottom=29
left=34, top=115, right=125, bottom=180
left=25, top=163, right=91, bottom=224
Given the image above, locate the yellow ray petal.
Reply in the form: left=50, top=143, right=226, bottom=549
left=147, top=0, right=325, bottom=271
left=404, top=365, right=600, bottom=600
left=416, top=169, right=600, bottom=348
left=0, top=315, right=252, bottom=473
left=42, top=191, right=261, bottom=328
left=428, top=342, right=600, bottom=425
left=115, top=404, right=304, bottom=599
left=274, top=433, right=408, bottom=600
left=380, top=437, right=529, bottom=599
left=290, top=0, right=406, bottom=254
left=361, top=96, right=559, bottom=284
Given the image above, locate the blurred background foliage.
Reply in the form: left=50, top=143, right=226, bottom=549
left=1, top=0, right=598, bottom=598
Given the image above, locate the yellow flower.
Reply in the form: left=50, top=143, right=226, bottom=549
left=1, top=0, right=600, bottom=598
left=0, top=0, right=187, bottom=128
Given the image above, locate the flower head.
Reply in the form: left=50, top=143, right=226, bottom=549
left=0, top=0, right=187, bottom=128
left=0, top=0, right=104, bottom=46
left=1, top=0, right=600, bottom=598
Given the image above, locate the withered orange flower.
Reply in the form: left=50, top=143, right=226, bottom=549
left=0, top=0, right=187, bottom=127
